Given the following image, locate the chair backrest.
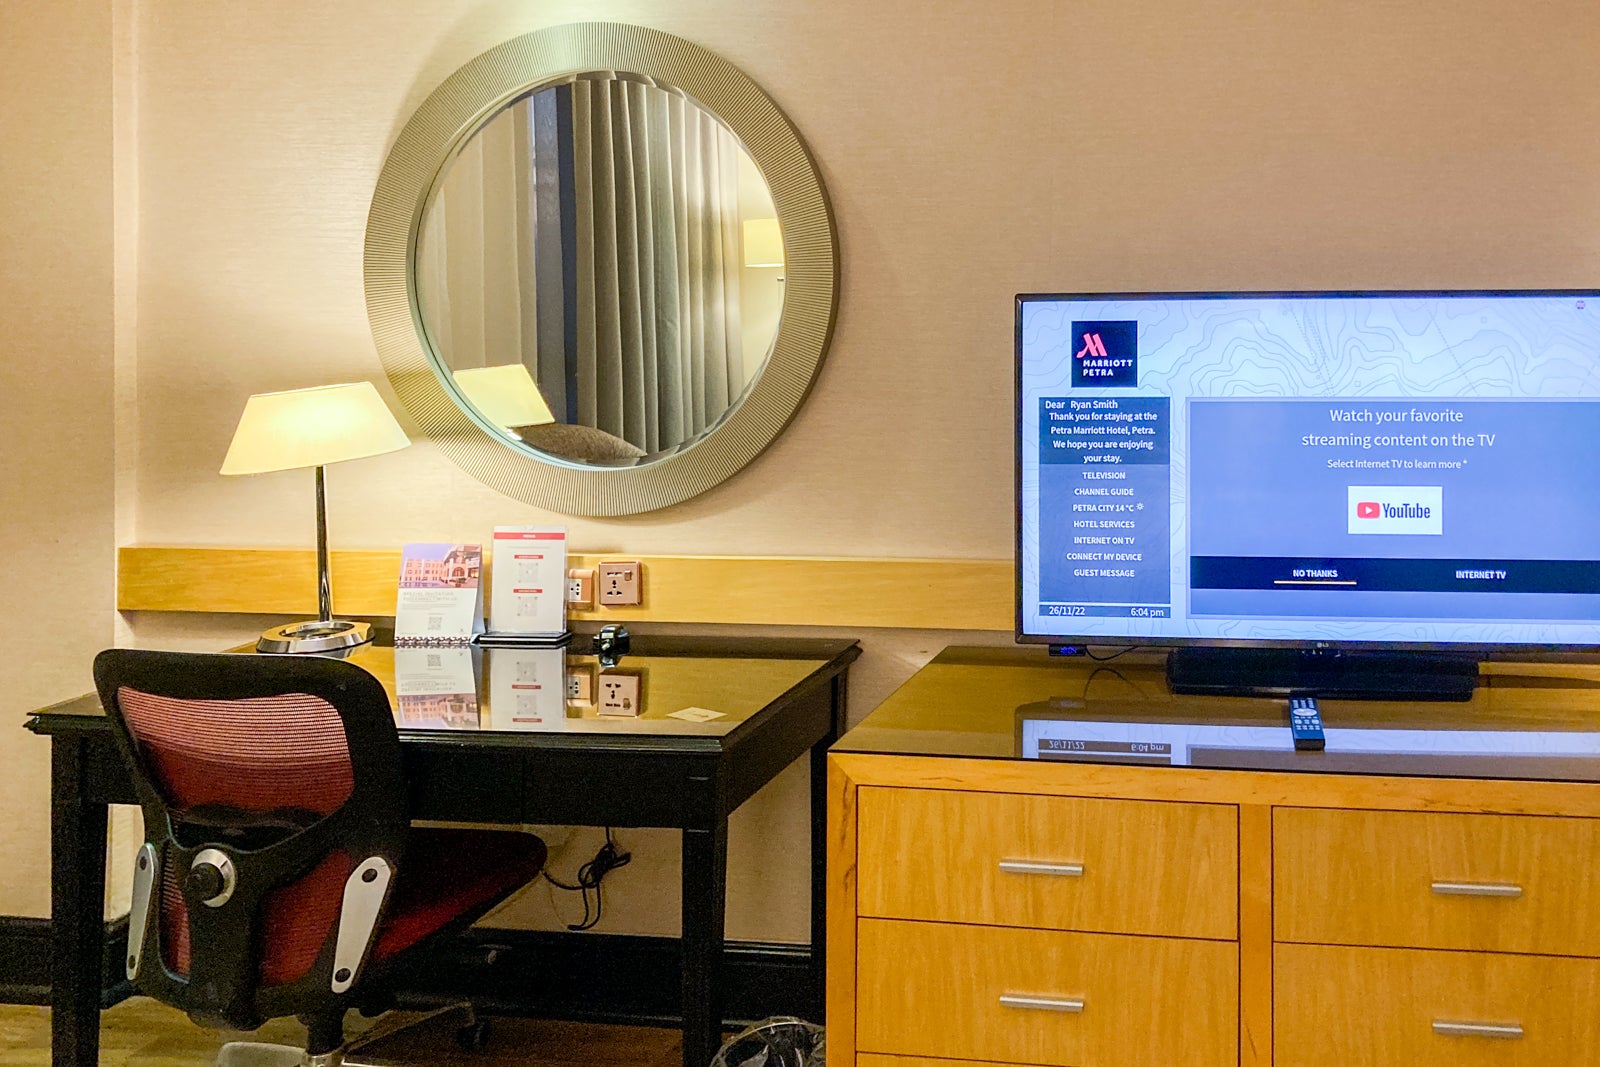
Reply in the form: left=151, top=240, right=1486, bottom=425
left=94, top=649, right=408, bottom=1031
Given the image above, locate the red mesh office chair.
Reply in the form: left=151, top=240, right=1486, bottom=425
left=94, top=648, right=546, bottom=1067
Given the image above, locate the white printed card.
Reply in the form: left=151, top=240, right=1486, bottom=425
left=395, top=543, right=484, bottom=644
left=489, top=526, right=568, bottom=636
left=485, top=647, right=568, bottom=731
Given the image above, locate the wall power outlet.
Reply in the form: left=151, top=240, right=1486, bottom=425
left=567, top=568, right=595, bottom=608
left=597, top=561, right=643, bottom=606
left=565, top=666, right=595, bottom=703
left=597, top=670, right=643, bottom=716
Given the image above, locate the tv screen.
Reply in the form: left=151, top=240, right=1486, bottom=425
left=1016, top=290, right=1600, bottom=653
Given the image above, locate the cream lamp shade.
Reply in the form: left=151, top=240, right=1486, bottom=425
left=220, top=381, right=410, bottom=475
left=451, top=364, right=556, bottom=428
left=742, top=218, right=784, bottom=268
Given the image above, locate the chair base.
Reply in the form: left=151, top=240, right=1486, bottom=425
left=217, top=1003, right=483, bottom=1067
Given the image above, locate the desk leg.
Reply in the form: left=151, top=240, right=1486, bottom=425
left=809, top=674, right=846, bottom=1023
left=681, top=817, right=728, bottom=1067
left=51, top=735, right=107, bottom=1067
left=808, top=737, right=830, bottom=1024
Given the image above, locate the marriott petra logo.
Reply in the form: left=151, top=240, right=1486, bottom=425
left=1069, top=320, right=1138, bottom=387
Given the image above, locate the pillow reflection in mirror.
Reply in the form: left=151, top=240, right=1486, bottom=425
left=415, top=72, right=783, bottom=463
left=513, top=422, right=647, bottom=466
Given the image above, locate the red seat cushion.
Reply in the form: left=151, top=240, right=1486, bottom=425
left=161, top=828, right=544, bottom=983
left=374, top=828, right=547, bottom=960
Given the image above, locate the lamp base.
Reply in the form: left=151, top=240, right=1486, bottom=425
left=256, top=619, right=373, bottom=654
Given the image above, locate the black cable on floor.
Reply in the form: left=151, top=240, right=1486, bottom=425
left=542, top=828, right=632, bottom=931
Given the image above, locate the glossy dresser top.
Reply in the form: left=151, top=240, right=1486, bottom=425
left=835, top=646, right=1600, bottom=783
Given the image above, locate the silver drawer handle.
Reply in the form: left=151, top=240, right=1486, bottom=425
left=998, top=859, right=1084, bottom=877
left=1000, top=993, right=1085, bottom=1013
left=1431, top=881, right=1523, bottom=898
left=1433, top=1020, right=1524, bottom=1039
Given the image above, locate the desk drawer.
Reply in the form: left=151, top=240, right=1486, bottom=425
left=1275, top=943, right=1600, bottom=1067
left=1275, top=808, right=1600, bottom=956
left=857, top=787, right=1236, bottom=939
left=857, top=918, right=1236, bottom=1067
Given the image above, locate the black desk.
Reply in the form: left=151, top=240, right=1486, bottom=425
left=27, top=632, right=860, bottom=1067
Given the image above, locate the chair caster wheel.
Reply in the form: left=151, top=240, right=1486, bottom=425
left=457, top=1017, right=493, bottom=1052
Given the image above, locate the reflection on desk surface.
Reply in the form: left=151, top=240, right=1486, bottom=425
left=26, top=633, right=854, bottom=742
left=834, top=645, right=1600, bottom=783
left=346, top=640, right=828, bottom=738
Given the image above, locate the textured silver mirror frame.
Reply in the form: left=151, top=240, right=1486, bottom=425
left=365, top=22, right=839, bottom=516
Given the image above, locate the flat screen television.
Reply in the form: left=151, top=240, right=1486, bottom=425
left=1015, top=290, right=1600, bottom=700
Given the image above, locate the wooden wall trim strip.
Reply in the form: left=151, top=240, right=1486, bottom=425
left=117, top=546, right=1015, bottom=631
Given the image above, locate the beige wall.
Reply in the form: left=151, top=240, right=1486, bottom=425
left=0, top=0, right=118, bottom=918
left=126, top=0, right=1600, bottom=561
left=10, top=0, right=1597, bottom=933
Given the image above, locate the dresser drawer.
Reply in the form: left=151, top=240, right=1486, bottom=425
left=857, top=786, right=1236, bottom=939
left=857, top=918, right=1236, bottom=1067
left=1275, top=808, right=1600, bottom=956
left=1275, top=943, right=1600, bottom=1067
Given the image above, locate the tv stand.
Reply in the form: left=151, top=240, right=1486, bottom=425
left=1165, top=647, right=1478, bottom=701
left=831, top=645, right=1600, bottom=1067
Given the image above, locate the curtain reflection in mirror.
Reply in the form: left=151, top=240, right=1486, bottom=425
left=417, top=90, right=543, bottom=381
left=418, top=74, right=756, bottom=460
left=575, top=75, right=744, bottom=455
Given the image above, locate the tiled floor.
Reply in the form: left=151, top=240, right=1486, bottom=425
left=0, top=998, right=684, bottom=1066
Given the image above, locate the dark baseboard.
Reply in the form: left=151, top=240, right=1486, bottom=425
left=0, top=917, right=810, bottom=1027
left=388, top=928, right=817, bottom=1028
left=0, top=916, right=130, bottom=1007
left=0, top=916, right=49, bottom=1005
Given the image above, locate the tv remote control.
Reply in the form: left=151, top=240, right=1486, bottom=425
left=1288, top=696, right=1325, bottom=751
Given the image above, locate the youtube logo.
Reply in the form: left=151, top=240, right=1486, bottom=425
left=1348, top=486, right=1443, bottom=536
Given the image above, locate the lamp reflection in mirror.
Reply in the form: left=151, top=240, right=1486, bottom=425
left=452, top=364, right=555, bottom=438
left=220, top=382, right=410, bottom=652
left=742, top=218, right=784, bottom=269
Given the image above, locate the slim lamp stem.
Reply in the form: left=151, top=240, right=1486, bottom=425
left=315, top=464, right=333, bottom=623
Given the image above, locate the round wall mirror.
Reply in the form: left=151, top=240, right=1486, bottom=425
left=365, top=24, right=838, bottom=516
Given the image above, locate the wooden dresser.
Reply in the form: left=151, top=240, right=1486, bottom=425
left=827, top=647, right=1600, bottom=1067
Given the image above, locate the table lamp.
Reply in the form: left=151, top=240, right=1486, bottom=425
left=452, top=363, right=556, bottom=438
left=220, top=381, right=411, bottom=652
